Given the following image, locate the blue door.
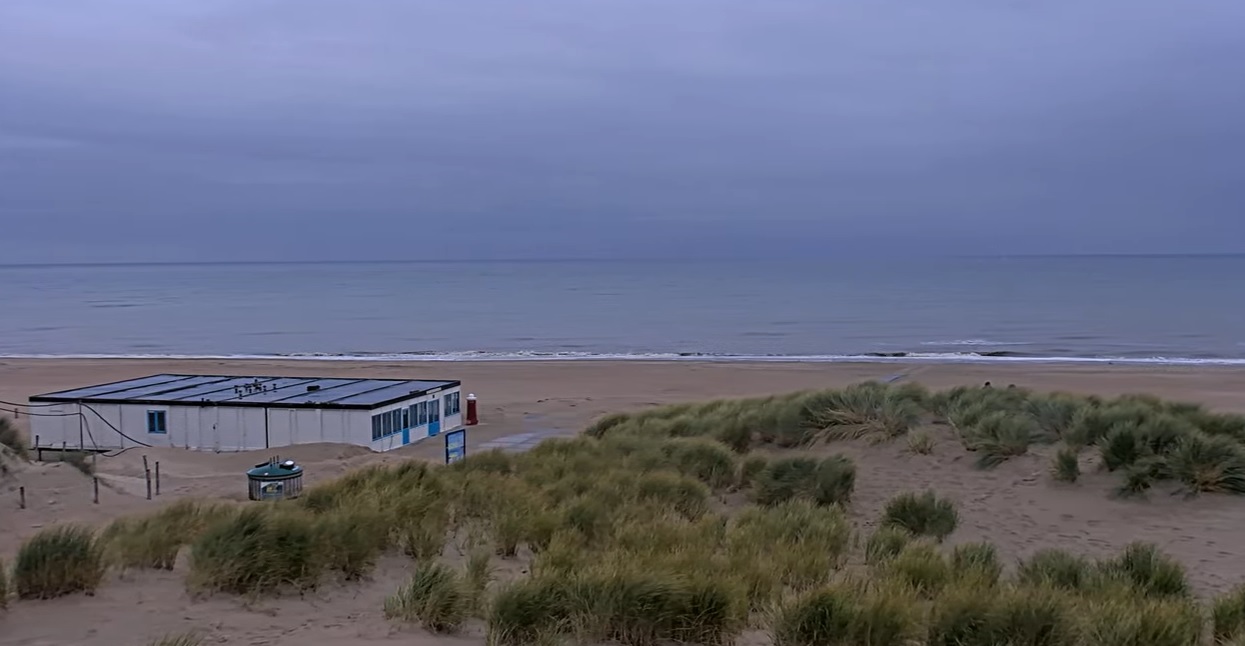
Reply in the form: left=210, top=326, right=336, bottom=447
left=428, top=398, right=441, bottom=437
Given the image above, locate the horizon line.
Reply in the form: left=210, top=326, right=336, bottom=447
left=2, top=252, right=1243, bottom=269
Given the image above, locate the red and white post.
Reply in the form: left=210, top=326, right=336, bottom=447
left=465, top=393, right=479, bottom=426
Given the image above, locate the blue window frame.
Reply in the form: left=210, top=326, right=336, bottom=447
left=443, top=392, right=461, bottom=416
left=147, top=410, right=167, bottom=434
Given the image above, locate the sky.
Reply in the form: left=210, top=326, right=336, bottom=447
left=1, top=0, right=1244, bottom=263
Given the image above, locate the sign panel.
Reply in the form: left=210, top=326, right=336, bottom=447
left=444, top=429, right=467, bottom=464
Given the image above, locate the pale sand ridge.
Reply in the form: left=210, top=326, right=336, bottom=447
left=2, top=358, right=1245, bottom=645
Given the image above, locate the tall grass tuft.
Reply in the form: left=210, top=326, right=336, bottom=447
left=1167, top=431, right=1245, bottom=495
left=661, top=438, right=738, bottom=489
left=1098, top=541, right=1190, bottom=598
left=885, top=543, right=952, bottom=597
left=771, top=582, right=920, bottom=646
left=881, top=490, right=958, bottom=541
left=736, top=455, right=768, bottom=489
left=101, top=499, right=234, bottom=571
left=1099, top=422, right=1149, bottom=472
left=961, top=411, right=1038, bottom=468
left=1081, top=595, right=1203, bottom=646
left=384, top=561, right=470, bottom=633
left=753, top=457, right=819, bottom=506
left=13, top=525, right=105, bottom=599
left=1016, top=549, right=1094, bottom=591
left=1212, top=584, right=1245, bottom=644
left=0, top=416, right=27, bottom=459
left=995, top=585, right=1079, bottom=646
left=487, top=576, right=573, bottom=646
left=805, top=382, right=923, bottom=443
left=951, top=542, right=1001, bottom=586
left=187, top=506, right=320, bottom=596
left=1051, top=446, right=1080, bottom=483
left=926, top=583, right=1004, bottom=646
left=864, top=526, right=912, bottom=565
left=813, top=455, right=856, bottom=506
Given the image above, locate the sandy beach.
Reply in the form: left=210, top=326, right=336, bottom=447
left=3, top=357, right=1245, bottom=644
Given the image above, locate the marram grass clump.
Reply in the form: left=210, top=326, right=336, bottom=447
left=881, top=490, right=958, bottom=541
left=13, top=525, right=105, bottom=600
left=187, top=506, right=320, bottom=596
left=385, top=561, right=470, bottom=633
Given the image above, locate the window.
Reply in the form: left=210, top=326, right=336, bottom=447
left=146, top=410, right=167, bottom=434
left=401, top=407, right=410, bottom=429
left=443, top=392, right=461, bottom=416
left=417, top=401, right=428, bottom=425
left=429, top=399, right=440, bottom=422
left=372, top=415, right=381, bottom=441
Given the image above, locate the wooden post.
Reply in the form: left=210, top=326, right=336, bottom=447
left=93, top=477, right=99, bottom=504
left=35, top=435, right=40, bottom=461
left=61, top=441, right=66, bottom=460
left=155, top=461, right=161, bottom=496
left=145, top=468, right=152, bottom=501
left=19, top=486, right=25, bottom=509
left=142, top=455, right=149, bottom=472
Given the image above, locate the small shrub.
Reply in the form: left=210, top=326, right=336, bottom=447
left=187, top=507, right=320, bottom=596
left=951, top=542, right=1001, bottom=586
left=663, top=438, right=738, bottom=489
left=1212, top=584, right=1245, bottom=644
left=385, top=562, right=469, bottom=633
left=1099, top=422, right=1149, bottom=472
left=1115, top=464, right=1155, bottom=498
left=13, top=525, right=105, bottom=599
left=0, top=417, right=27, bottom=459
left=962, top=411, right=1037, bottom=468
left=813, top=455, right=856, bottom=506
left=1082, top=596, right=1203, bottom=646
left=1098, top=542, right=1190, bottom=598
left=886, top=543, right=952, bottom=597
left=906, top=430, right=935, bottom=455
left=1016, top=549, right=1093, bottom=591
left=865, top=526, right=912, bottom=565
left=1167, top=432, right=1245, bottom=495
left=1051, top=446, right=1080, bottom=483
left=753, top=457, right=819, bottom=506
left=1027, top=393, right=1087, bottom=440
left=881, top=490, right=958, bottom=541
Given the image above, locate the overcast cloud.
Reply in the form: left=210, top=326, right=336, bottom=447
left=1, top=0, right=1244, bottom=263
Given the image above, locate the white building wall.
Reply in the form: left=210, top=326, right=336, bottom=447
left=29, top=385, right=463, bottom=454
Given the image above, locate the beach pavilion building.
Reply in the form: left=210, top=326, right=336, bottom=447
left=27, top=373, right=463, bottom=453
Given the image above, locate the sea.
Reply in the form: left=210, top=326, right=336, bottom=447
left=0, top=256, right=1242, bottom=365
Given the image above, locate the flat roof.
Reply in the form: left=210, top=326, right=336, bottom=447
left=29, top=374, right=460, bottom=410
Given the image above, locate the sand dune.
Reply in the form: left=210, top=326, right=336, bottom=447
left=2, top=358, right=1245, bottom=644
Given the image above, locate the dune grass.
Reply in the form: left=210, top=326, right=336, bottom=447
left=8, top=381, right=1245, bottom=643
left=0, top=557, right=8, bottom=610
left=0, top=416, right=27, bottom=460
left=12, top=525, right=105, bottom=600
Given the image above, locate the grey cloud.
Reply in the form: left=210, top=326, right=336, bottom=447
left=1, top=0, right=1244, bottom=262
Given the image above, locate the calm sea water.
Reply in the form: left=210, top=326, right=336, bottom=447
left=1, top=257, right=1242, bottom=364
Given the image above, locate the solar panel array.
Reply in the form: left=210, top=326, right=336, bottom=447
left=31, top=374, right=458, bottom=409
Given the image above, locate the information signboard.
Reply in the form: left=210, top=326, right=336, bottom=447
left=444, top=429, right=467, bottom=464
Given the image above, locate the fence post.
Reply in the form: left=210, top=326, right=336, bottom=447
left=93, top=477, right=99, bottom=504
left=61, top=441, right=66, bottom=460
left=35, top=435, right=40, bottom=461
left=155, top=461, right=161, bottom=496
left=145, top=468, right=152, bottom=500
left=19, top=486, right=25, bottom=509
